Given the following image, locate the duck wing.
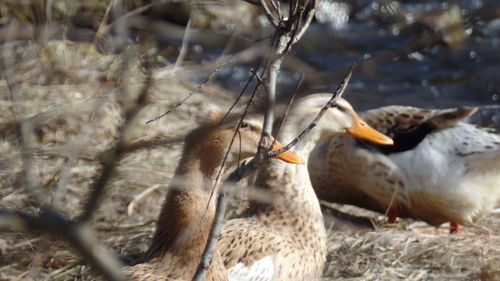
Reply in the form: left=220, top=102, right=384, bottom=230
left=218, top=218, right=307, bottom=281
left=357, top=105, right=477, bottom=154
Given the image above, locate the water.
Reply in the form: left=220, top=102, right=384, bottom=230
left=179, top=0, right=500, bottom=128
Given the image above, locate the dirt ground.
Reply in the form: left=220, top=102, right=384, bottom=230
left=0, top=41, right=499, bottom=281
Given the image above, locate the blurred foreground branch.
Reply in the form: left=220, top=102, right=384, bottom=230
left=79, top=53, right=154, bottom=223
left=0, top=4, right=158, bottom=280
left=192, top=1, right=317, bottom=281
left=270, top=65, right=353, bottom=156
left=0, top=208, right=124, bottom=281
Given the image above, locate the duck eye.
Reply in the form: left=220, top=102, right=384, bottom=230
left=240, top=122, right=249, bottom=128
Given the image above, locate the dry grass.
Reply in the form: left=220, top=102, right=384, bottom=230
left=0, top=40, right=499, bottom=281
left=323, top=203, right=500, bottom=281
left=0, top=40, right=239, bottom=280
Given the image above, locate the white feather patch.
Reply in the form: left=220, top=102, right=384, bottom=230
left=226, top=255, right=276, bottom=281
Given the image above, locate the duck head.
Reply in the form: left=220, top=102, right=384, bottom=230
left=287, top=94, right=394, bottom=145
left=184, top=114, right=303, bottom=174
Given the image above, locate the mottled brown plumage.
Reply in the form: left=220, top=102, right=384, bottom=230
left=217, top=94, right=392, bottom=281
left=122, top=114, right=301, bottom=281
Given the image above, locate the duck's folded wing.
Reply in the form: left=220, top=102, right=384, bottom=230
left=358, top=106, right=477, bottom=154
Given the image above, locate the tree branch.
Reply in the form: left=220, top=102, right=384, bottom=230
left=260, top=0, right=279, bottom=28
left=191, top=1, right=318, bottom=280
left=0, top=208, right=125, bottom=281
left=191, top=67, right=264, bottom=281
left=270, top=65, right=353, bottom=157
left=78, top=53, right=154, bottom=222
left=240, top=0, right=263, bottom=6
left=271, top=73, right=303, bottom=148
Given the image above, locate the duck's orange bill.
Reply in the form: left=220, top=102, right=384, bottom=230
left=269, top=137, right=304, bottom=164
left=346, top=114, right=394, bottom=145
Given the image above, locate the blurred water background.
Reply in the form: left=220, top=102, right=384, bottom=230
left=2, top=0, right=499, bottom=127
left=169, top=0, right=500, bottom=129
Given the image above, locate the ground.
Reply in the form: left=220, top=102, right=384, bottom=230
left=0, top=41, right=499, bottom=281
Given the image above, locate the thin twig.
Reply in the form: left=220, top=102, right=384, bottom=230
left=146, top=38, right=268, bottom=124
left=252, top=67, right=267, bottom=86
left=225, top=156, right=259, bottom=183
left=2, top=27, right=46, bottom=206
left=93, top=0, right=117, bottom=42
left=95, top=2, right=154, bottom=42
left=269, top=0, right=282, bottom=21
left=257, top=0, right=318, bottom=163
left=219, top=69, right=259, bottom=124
left=271, top=74, right=303, bottom=148
left=240, top=0, right=262, bottom=5
left=127, top=184, right=163, bottom=216
left=283, top=2, right=305, bottom=53
left=145, top=69, right=219, bottom=124
left=79, top=53, right=155, bottom=222
left=270, top=65, right=353, bottom=157
left=293, top=0, right=317, bottom=43
left=475, top=105, right=500, bottom=110
left=206, top=68, right=266, bottom=209
left=191, top=157, right=256, bottom=280
left=1, top=12, right=128, bottom=281
left=192, top=1, right=318, bottom=280
left=191, top=73, right=262, bottom=281
left=256, top=32, right=280, bottom=162
left=174, top=19, right=192, bottom=70
left=260, top=0, right=279, bottom=28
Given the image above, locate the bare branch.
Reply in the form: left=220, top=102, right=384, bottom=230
left=145, top=68, right=219, bottom=124
left=225, top=156, right=259, bottom=183
left=220, top=65, right=263, bottom=124
left=192, top=1, right=318, bottom=280
left=475, top=105, right=500, bottom=110
left=146, top=40, right=268, bottom=124
left=98, top=3, right=153, bottom=37
left=251, top=67, right=267, bottom=86
left=0, top=208, right=125, bottom=281
left=240, top=0, right=262, bottom=5
left=191, top=72, right=262, bottom=281
left=293, top=0, right=317, bottom=43
left=269, top=0, right=282, bottom=21
left=2, top=25, right=47, bottom=206
left=174, top=19, right=192, bottom=70
left=79, top=53, right=155, bottom=222
left=271, top=74, right=303, bottom=148
left=0, top=9, right=132, bottom=281
left=260, top=0, right=279, bottom=27
left=270, top=65, right=353, bottom=157
left=127, top=184, right=163, bottom=216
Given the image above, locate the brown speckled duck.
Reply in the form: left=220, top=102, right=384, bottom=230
left=215, top=94, right=393, bottom=281
left=309, top=105, right=500, bottom=233
left=123, top=114, right=301, bottom=281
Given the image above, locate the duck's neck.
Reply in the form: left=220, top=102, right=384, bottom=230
left=281, top=120, right=325, bottom=160
left=147, top=143, right=227, bottom=259
left=248, top=123, right=327, bottom=268
left=253, top=122, right=326, bottom=231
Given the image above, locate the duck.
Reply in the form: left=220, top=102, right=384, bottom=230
left=308, top=105, right=500, bottom=233
left=214, top=94, right=393, bottom=281
left=122, top=113, right=302, bottom=281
